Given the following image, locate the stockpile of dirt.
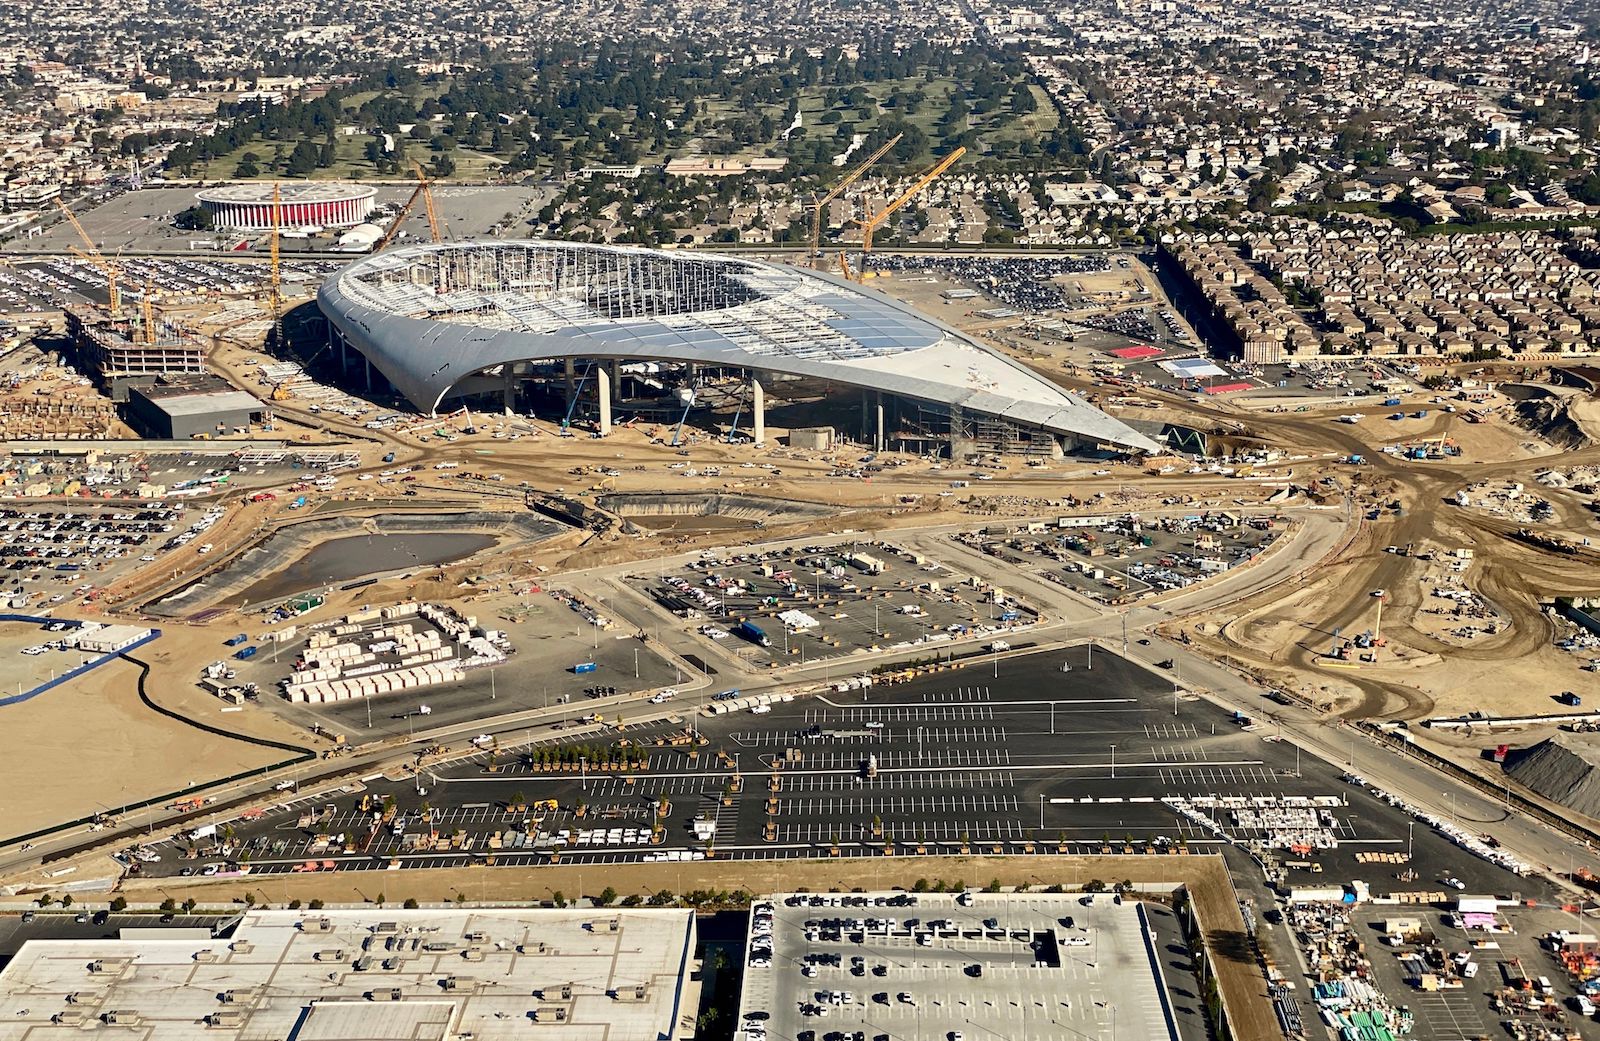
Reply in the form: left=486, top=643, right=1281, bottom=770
left=1506, top=733, right=1600, bottom=818
left=1513, top=396, right=1597, bottom=450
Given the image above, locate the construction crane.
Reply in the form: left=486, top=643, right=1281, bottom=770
left=417, top=161, right=445, bottom=243
left=373, top=163, right=444, bottom=252
left=810, top=132, right=902, bottom=265
left=268, top=182, right=283, bottom=351
left=140, top=283, right=158, bottom=345
left=853, top=147, right=965, bottom=283
left=55, top=198, right=121, bottom=314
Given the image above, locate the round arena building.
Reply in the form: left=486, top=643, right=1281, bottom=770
left=197, top=182, right=376, bottom=231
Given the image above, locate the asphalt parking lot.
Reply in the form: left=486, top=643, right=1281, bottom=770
left=233, top=591, right=687, bottom=744
left=1345, top=903, right=1600, bottom=1041
left=627, top=540, right=1038, bottom=670
left=127, top=649, right=1568, bottom=905
left=737, top=891, right=1181, bottom=1041
left=952, top=513, right=1280, bottom=603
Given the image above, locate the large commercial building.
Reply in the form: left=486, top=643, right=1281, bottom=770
left=738, top=891, right=1181, bottom=1041
left=125, top=374, right=266, bottom=439
left=0, top=908, right=699, bottom=1041
left=197, top=182, right=376, bottom=231
left=318, top=241, right=1162, bottom=457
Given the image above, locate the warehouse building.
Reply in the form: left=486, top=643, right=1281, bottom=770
left=0, top=908, right=700, bottom=1041
left=125, top=374, right=266, bottom=439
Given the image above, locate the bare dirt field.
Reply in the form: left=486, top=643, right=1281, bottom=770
left=0, top=653, right=283, bottom=837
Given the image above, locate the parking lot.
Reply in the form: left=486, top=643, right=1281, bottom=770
left=627, top=540, right=1038, bottom=670
left=1344, top=902, right=1600, bottom=1041
left=0, top=500, right=197, bottom=606
left=736, top=890, right=1180, bottom=1041
left=952, top=512, right=1281, bottom=603
left=226, top=585, right=688, bottom=743
left=118, top=649, right=1566, bottom=911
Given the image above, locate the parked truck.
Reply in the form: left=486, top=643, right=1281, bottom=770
left=735, top=620, right=771, bottom=648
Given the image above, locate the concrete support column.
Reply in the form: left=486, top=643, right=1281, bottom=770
left=750, top=376, right=765, bottom=446
left=948, top=404, right=966, bottom=460
left=563, top=358, right=576, bottom=407
left=875, top=393, right=885, bottom=453
left=502, top=367, right=517, bottom=415
left=595, top=363, right=612, bottom=436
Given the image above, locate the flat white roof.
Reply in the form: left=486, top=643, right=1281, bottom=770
left=0, top=908, right=698, bottom=1041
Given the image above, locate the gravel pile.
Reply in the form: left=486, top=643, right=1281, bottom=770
left=1506, top=733, right=1600, bottom=819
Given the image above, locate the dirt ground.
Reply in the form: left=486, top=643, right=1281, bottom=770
left=0, top=653, right=282, bottom=837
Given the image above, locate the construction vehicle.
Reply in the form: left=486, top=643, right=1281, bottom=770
left=55, top=198, right=121, bottom=314
left=853, top=147, right=964, bottom=282
left=809, top=133, right=902, bottom=266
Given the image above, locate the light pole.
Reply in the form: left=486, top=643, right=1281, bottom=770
left=580, top=756, right=588, bottom=792
left=1109, top=744, right=1116, bottom=780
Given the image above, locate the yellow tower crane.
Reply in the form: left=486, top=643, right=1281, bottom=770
left=141, top=283, right=158, bottom=345
left=854, top=147, right=965, bottom=283
left=268, top=182, right=283, bottom=350
left=54, top=198, right=121, bottom=314
left=809, top=132, right=902, bottom=266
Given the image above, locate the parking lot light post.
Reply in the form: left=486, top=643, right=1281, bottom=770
left=1109, top=744, right=1116, bottom=779
left=1039, top=794, right=1044, bottom=831
left=580, top=757, right=587, bottom=792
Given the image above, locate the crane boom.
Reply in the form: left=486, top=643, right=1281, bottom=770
left=810, top=133, right=903, bottom=262
left=416, top=161, right=444, bottom=243
left=55, top=198, right=121, bottom=313
left=141, top=283, right=157, bottom=345
left=856, top=147, right=964, bottom=282
left=374, top=164, right=438, bottom=251
left=269, top=183, right=282, bottom=349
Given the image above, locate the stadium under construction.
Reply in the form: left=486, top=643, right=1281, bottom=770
left=317, top=241, right=1161, bottom=457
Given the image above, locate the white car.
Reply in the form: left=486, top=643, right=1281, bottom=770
left=1064, top=935, right=1091, bottom=947
left=1444, top=877, right=1466, bottom=890
left=865, top=721, right=884, bottom=730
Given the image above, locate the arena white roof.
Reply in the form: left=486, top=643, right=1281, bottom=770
left=197, top=182, right=376, bottom=205
left=318, top=241, right=1161, bottom=452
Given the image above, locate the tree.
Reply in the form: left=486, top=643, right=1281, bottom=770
left=174, top=205, right=213, bottom=231
left=61, top=894, right=73, bottom=908
left=160, top=897, right=177, bottom=912
left=284, top=140, right=320, bottom=176
left=403, top=897, right=419, bottom=909
left=599, top=886, right=618, bottom=906
left=109, top=896, right=127, bottom=912
left=308, top=898, right=324, bottom=910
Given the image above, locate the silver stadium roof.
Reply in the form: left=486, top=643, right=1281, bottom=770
left=318, top=241, right=1161, bottom=453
